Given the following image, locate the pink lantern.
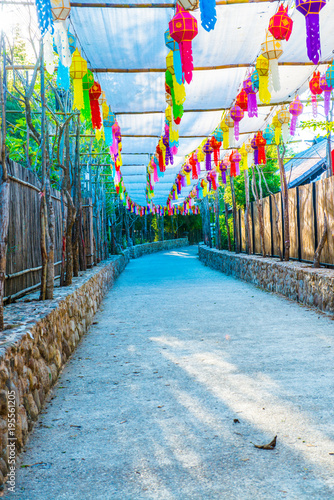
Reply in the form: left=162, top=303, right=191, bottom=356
left=169, top=5, right=198, bottom=84
left=289, top=96, right=303, bottom=136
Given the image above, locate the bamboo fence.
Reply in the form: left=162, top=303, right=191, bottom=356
left=236, top=175, right=334, bottom=266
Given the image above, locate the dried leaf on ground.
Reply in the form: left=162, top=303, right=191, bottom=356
left=252, top=436, right=277, bottom=450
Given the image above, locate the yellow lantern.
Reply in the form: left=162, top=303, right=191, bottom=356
left=278, top=105, right=290, bottom=143
left=197, top=147, right=204, bottom=163
left=166, top=93, right=173, bottom=106
left=166, top=51, right=174, bottom=75
left=240, top=143, right=248, bottom=170
left=69, top=49, right=87, bottom=110
left=256, top=55, right=271, bottom=104
left=272, top=113, right=282, bottom=145
left=220, top=118, right=229, bottom=149
left=261, top=30, right=283, bottom=92
left=177, top=0, right=199, bottom=11
left=102, top=101, right=109, bottom=120
left=165, top=106, right=172, bottom=124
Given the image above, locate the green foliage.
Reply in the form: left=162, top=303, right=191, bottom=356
left=300, top=119, right=334, bottom=134
left=219, top=213, right=234, bottom=250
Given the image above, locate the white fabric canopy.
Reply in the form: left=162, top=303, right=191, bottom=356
left=70, top=0, right=334, bottom=206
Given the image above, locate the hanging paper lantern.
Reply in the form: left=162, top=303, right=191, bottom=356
left=213, top=127, right=224, bottom=143
left=104, top=110, right=115, bottom=147
left=89, top=81, right=102, bottom=130
left=251, top=135, right=259, bottom=165
left=210, top=136, right=221, bottom=166
left=56, top=28, right=76, bottom=87
left=177, top=0, right=199, bottom=10
left=272, top=113, right=281, bottom=145
left=230, top=150, right=241, bottom=177
left=70, top=49, right=87, bottom=110
left=256, top=55, right=271, bottom=104
left=199, top=0, right=217, bottom=32
left=169, top=5, right=198, bottom=85
left=239, top=143, right=248, bottom=170
left=203, top=140, right=213, bottom=171
left=183, top=164, right=192, bottom=185
left=236, top=89, right=248, bottom=112
left=51, top=0, right=71, bottom=68
left=319, top=74, right=332, bottom=117
left=219, top=161, right=227, bottom=185
left=309, top=71, right=323, bottom=118
left=255, top=131, right=267, bottom=165
left=220, top=118, right=229, bottom=149
left=296, top=0, right=326, bottom=64
left=278, top=105, right=290, bottom=143
left=35, top=0, right=53, bottom=37
left=268, top=4, right=293, bottom=41
left=251, top=70, right=260, bottom=91
left=81, top=69, right=94, bottom=122
left=289, top=96, right=303, bottom=136
left=243, top=76, right=258, bottom=118
left=230, top=105, right=244, bottom=141
left=325, top=62, right=334, bottom=88
left=51, top=0, right=70, bottom=20
left=209, top=170, right=218, bottom=191
left=166, top=51, right=175, bottom=75
left=263, top=124, right=274, bottom=145
left=261, top=30, right=283, bottom=92
left=225, top=113, right=235, bottom=147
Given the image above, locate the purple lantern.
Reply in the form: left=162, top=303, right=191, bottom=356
left=296, top=0, right=326, bottom=64
left=289, top=96, right=304, bottom=136
left=251, top=135, right=259, bottom=165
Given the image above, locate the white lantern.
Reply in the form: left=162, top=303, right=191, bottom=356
left=177, top=0, right=199, bottom=11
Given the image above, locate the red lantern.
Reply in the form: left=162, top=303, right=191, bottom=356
left=230, top=105, right=244, bottom=141
left=156, top=146, right=165, bottom=172
left=309, top=71, right=323, bottom=117
left=189, top=154, right=198, bottom=179
left=210, top=136, right=221, bottom=166
left=268, top=4, right=293, bottom=41
left=230, top=150, right=241, bottom=177
left=169, top=5, right=198, bottom=84
left=236, top=89, right=248, bottom=112
left=255, top=131, right=267, bottom=165
left=89, top=81, right=102, bottom=130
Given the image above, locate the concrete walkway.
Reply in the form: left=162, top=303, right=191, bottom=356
left=6, top=246, right=334, bottom=500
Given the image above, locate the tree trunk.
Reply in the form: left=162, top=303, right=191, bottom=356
left=224, top=200, right=232, bottom=252
left=229, top=176, right=239, bottom=253
left=313, top=213, right=328, bottom=268
left=39, top=194, right=48, bottom=300
left=0, top=181, right=10, bottom=330
left=250, top=165, right=266, bottom=257
left=201, top=196, right=212, bottom=247
left=65, top=191, right=76, bottom=285
left=45, top=177, right=55, bottom=299
left=277, top=145, right=290, bottom=261
left=214, top=189, right=221, bottom=249
left=243, top=169, right=251, bottom=254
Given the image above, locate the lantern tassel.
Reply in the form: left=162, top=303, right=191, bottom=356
left=312, top=93, right=317, bottom=118
left=270, top=58, right=281, bottom=92
left=57, top=61, right=70, bottom=91
left=275, top=125, right=281, bottom=145
left=305, top=14, right=321, bottom=65
left=172, top=75, right=186, bottom=105
left=223, top=130, right=229, bottom=149
left=254, top=149, right=259, bottom=165
left=180, top=41, right=194, bottom=85
left=259, top=75, right=271, bottom=104
left=43, top=30, right=55, bottom=75
left=234, top=121, right=240, bottom=141
left=173, top=47, right=183, bottom=85
left=54, top=21, right=71, bottom=68
left=290, top=116, right=297, bottom=136
left=281, top=122, right=289, bottom=143
left=247, top=153, right=253, bottom=168
left=73, top=78, right=84, bottom=110
left=228, top=127, right=235, bottom=147
left=199, top=0, right=217, bottom=32
left=247, top=93, right=258, bottom=118
left=221, top=170, right=226, bottom=185
left=324, top=90, right=331, bottom=116
left=205, top=152, right=211, bottom=171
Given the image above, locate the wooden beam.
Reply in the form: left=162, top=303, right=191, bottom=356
left=92, top=61, right=318, bottom=74
left=70, top=0, right=279, bottom=7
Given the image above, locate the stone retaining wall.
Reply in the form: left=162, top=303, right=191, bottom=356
left=199, top=245, right=334, bottom=315
left=0, top=238, right=188, bottom=488
left=130, top=238, right=188, bottom=259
